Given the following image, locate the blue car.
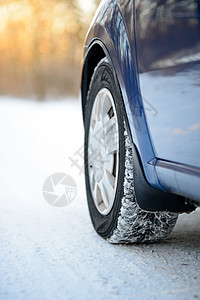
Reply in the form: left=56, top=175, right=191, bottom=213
left=81, top=0, right=200, bottom=243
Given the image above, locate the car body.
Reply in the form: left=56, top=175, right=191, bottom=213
left=81, top=0, right=200, bottom=242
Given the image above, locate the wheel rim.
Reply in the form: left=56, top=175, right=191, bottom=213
left=88, top=88, right=119, bottom=215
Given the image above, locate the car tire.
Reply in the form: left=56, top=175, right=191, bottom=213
left=84, top=57, right=178, bottom=243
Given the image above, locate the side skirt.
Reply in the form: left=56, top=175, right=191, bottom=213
left=132, top=145, right=196, bottom=213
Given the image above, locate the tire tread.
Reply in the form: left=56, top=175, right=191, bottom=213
left=108, top=125, right=178, bottom=244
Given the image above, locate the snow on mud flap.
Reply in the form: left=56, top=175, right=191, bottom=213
left=108, top=128, right=178, bottom=244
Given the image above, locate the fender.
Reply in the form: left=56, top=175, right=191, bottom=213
left=82, top=0, right=162, bottom=190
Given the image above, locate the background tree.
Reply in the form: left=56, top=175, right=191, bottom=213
left=0, top=0, right=99, bottom=99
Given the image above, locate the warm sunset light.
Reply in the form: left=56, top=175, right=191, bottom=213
left=78, top=0, right=96, bottom=13
left=0, top=0, right=99, bottom=99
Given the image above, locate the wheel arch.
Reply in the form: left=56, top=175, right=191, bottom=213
left=80, top=5, right=163, bottom=192
left=81, top=42, right=105, bottom=121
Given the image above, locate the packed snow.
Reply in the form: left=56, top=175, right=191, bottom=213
left=0, top=97, right=200, bottom=300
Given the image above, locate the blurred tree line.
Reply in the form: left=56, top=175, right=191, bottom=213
left=0, top=0, right=100, bottom=99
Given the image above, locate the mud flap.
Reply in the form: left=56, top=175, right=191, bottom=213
left=132, top=145, right=195, bottom=213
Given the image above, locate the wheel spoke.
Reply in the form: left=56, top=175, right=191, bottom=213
left=102, top=94, right=111, bottom=119
left=88, top=88, right=119, bottom=215
left=88, top=143, right=96, bottom=165
left=90, top=169, right=97, bottom=193
left=94, top=96, right=100, bottom=120
left=106, top=132, right=118, bottom=154
left=100, top=171, right=114, bottom=202
left=104, top=116, right=116, bottom=135
left=95, top=183, right=102, bottom=207
left=105, top=169, right=115, bottom=187
left=104, top=153, right=114, bottom=174
left=95, top=92, right=105, bottom=121
left=99, top=181, right=109, bottom=208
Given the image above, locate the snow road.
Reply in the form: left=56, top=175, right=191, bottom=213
left=0, top=98, right=200, bottom=300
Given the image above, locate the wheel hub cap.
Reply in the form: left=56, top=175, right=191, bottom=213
left=88, top=88, right=119, bottom=215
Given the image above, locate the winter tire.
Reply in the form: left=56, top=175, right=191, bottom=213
left=84, top=58, right=178, bottom=243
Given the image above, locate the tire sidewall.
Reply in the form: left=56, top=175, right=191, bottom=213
left=84, top=60, right=125, bottom=239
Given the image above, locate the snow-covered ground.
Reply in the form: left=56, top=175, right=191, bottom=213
left=0, top=98, right=200, bottom=300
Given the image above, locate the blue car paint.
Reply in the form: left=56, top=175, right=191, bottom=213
left=82, top=0, right=200, bottom=203
left=83, top=0, right=163, bottom=190
left=135, top=0, right=200, bottom=201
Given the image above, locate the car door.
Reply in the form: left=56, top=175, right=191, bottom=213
left=135, top=0, right=200, bottom=200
